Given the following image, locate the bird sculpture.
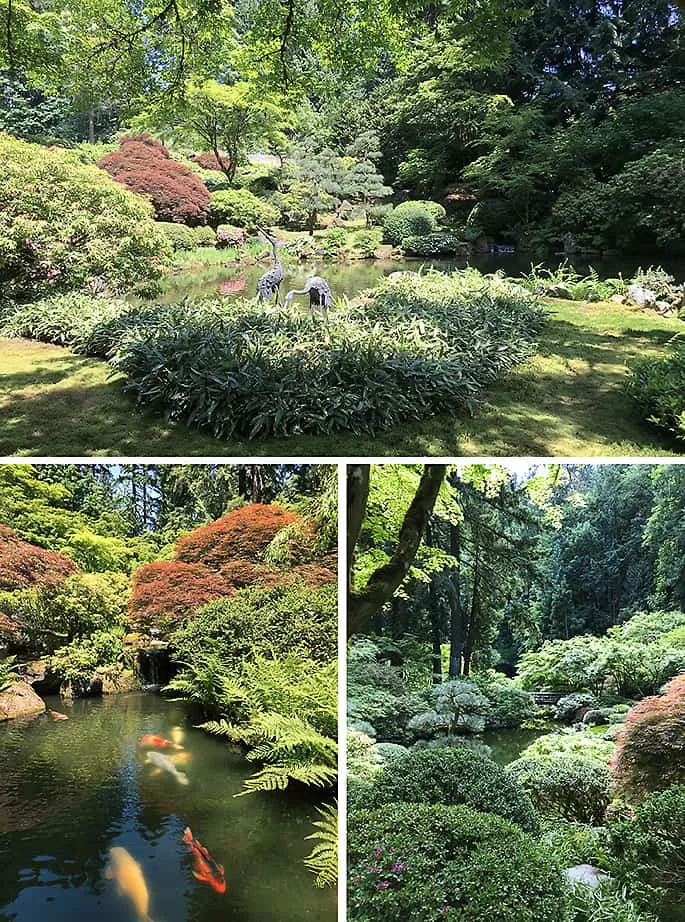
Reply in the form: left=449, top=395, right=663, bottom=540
left=255, top=226, right=284, bottom=304
left=284, top=276, right=333, bottom=320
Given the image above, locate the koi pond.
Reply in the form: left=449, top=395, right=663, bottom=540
left=0, top=694, right=335, bottom=922
left=158, top=252, right=685, bottom=305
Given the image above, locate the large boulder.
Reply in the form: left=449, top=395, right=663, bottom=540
left=19, top=659, right=62, bottom=695
left=628, top=285, right=657, bottom=308
left=0, top=682, right=46, bottom=721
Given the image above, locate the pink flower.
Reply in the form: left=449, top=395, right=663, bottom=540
left=376, top=881, right=390, bottom=890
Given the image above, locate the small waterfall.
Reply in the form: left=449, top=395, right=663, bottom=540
left=136, top=646, right=175, bottom=691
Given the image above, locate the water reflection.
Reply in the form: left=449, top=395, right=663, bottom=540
left=0, top=695, right=335, bottom=922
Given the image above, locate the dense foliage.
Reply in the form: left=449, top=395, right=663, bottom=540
left=98, top=134, right=211, bottom=225
left=209, top=188, right=279, bottom=228
left=1, top=270, right=543, bottom=440
left=0, top=135, right=170, bottom=301
left=611, top=674, right=685, bottom=799
left=348, top=803, right=568, bottom=922
left=364, top=747, right=539, bottom=833
left=610, top=785, right=685, bottom=922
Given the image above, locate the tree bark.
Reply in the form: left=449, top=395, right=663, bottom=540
left=348, top=464, right=447, bottom=634
left=346, top=465, right=370, bottom=595
left=448, top=520, right=464, bottom=677
left=88, top=109, right=96, bottom=144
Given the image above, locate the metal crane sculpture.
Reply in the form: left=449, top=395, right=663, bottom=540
left=284, top=276, right=333, bottom=320
left=255, top=226, right=284, bottom=304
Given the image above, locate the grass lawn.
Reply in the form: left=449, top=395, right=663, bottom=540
left=1, top=298, right=682, bottom=457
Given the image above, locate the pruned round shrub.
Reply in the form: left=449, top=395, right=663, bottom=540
left=157, top=221, right=197, bottom=251
left=0, top=134, right=171, bottom=299
left=610, top=785, right=685, bottom=922
left=209, top=188, right=279, bottom=228
left=507, top=754, right=611, bottom=824
left=611, top=673, right=685, bottom=799
left=553, top=692, right=598, bottom=722
left=193, top=225, right=217, bottom=247
left=394, top=199, right=447, bottom=222
left=348, top=803, right=567, bottom=922
left=382, top=205, right=436, bottom=246
left=401, top=233, right=463, bottom=256
left=98, top=133, right=211, bottom=226
left=171, top=584, right=337, bottom=664
left=366, top=747, right=539, bottom=833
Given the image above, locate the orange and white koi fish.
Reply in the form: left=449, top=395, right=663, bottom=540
left=182, top=827, right=226, bottom=894
left=48, top=709, right=68, bottom=720
left=139, top=734, right=183, bottom=750
left=105, top=847, right=154, bottom=921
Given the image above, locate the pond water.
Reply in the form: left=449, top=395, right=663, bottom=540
left=158, top=251, right=685, bottom=304
left=481, top=727, right=547, bottom=766
left=0, top=694, right=335, bottom=922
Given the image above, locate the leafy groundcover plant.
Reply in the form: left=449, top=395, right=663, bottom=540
left=0, top=270, right=544, bottom=439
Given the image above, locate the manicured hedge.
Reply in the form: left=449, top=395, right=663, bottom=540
left=348, top=803, right=567, bottom=922
left=365, top=746, right=540, bottom=833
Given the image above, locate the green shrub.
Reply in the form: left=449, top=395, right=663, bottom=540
left=507, top=754, right=611, bottom=824
left=568, top=883, right=656, bottom=922
left=192, top=225, right=217, bottom=247
left=394, top=200, right=447, bottom=222
left=0, top=655, right=20, bottom=691
left=610, top=785, right=685, bottom=922
left=401, top=233, right=463, bottom=256
left=366, top=746, right=539, bottom=833
left=627, top=350, right=685, bottom=441
left=209, top=188, right=279, bottom=228
left=47, top=629, right=124, bottom=687
left=383, top=206, right=437, bottom=245
left=347, top=727, right=382, bottom=782
left=553, top=693, right=599, bottom=722
left=157, top=221, right=197, bottom=251
left=374, top=742, right=408, bottom=763
left=540, top=818, right=611, bottom=869
left=517, top=731, right=615, bottom=763
left=351, top=229, right=381, bottom=257
left=0, top=134, right=171, bottom=300
left=348, top=803, right=568, bottom=922
left=3, top=270, right=543, bottom=440
left=171, top=584, right=337, bottom=665
left=471, top=673, right=536, bottom=727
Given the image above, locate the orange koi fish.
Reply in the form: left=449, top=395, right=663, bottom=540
left=48, top=709, right=68, bottom=720
left=182, top=827, right=226, bottom=894
left=139, top=734, right=183, bottom=750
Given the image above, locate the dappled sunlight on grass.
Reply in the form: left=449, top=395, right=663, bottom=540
left=1, top=296, right=682, bottom=457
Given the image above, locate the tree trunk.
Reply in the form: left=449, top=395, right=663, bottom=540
left=250, top=465, right=264, bottom=503
left=308, top=211, right=316, bottom=236
left=347, top=465, right=370, bottom=595
left=88, top=109, right=96, bottom=144
left=448, top=521, right=464, bottom=677
left=348, top=464, right=447, bottom=634
left=429, top=576, right=443, bottom=685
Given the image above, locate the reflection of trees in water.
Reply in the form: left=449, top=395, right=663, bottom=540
left=0, top=695, right=336, bottom=922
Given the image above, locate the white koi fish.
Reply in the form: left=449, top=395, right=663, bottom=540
left=146, top=750, right=189, bottom=785
left=105, top=846, right=154, bottom=921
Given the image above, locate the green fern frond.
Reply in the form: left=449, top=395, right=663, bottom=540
left=304, top=802, right=338, bottom=888
left=235, top=761, right=337, bottom=796
left=197, top=718, right=243, bottom=742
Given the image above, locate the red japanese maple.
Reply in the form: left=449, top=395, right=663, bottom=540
left=612, top=673, right=685, bottom=798
left=0, top=525, right=76, bottom=591
left=98, top=134, right=211, bottom=225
